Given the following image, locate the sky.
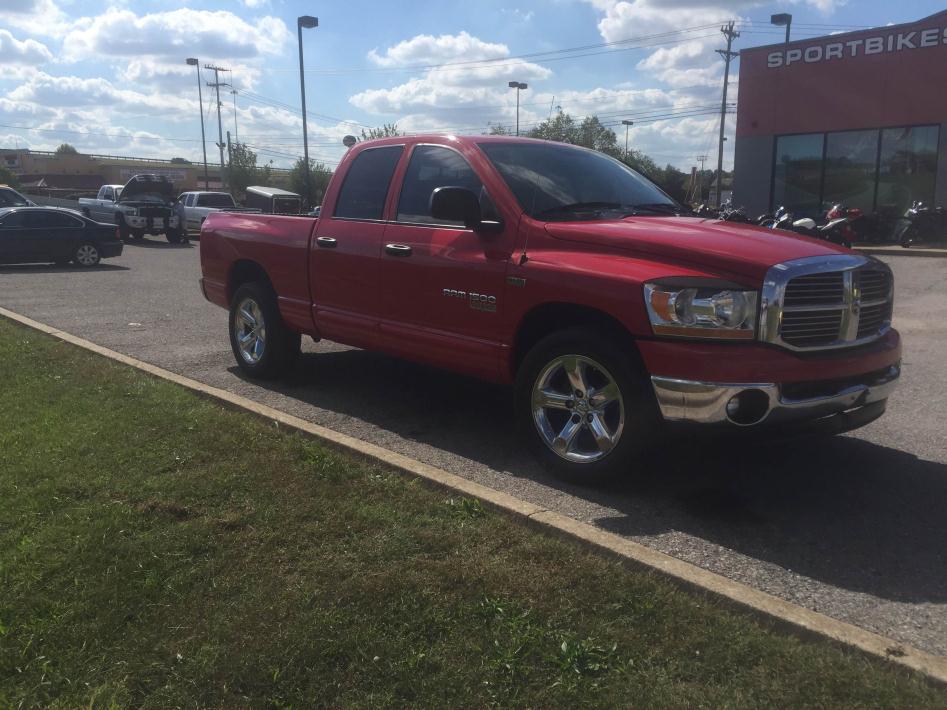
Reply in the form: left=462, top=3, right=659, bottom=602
left=0, top=0, right=941, bottom=173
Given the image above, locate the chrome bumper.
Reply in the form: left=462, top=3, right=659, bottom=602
left=651, top=364, right=900, bottom=426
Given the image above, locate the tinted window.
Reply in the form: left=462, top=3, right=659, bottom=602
left=478, top=142, right=674, bottom=220
left=334, top=145, right=403, bottom=220
left=185, top=194, right=195, bottom=206
left=0, top=188, right=30, bottom=207
left=25, top=211, right=82, bottom=228
left=878, top=125, right=938, bottom=213
left=773, top=133, right=824, bottom=216
left=396, top=145, right=483, bottom=226
left=197, top=193, right=235, bottom=207
left=823, top=130, right=878, bottom=213
left=0, top=211, right=27, bottom=227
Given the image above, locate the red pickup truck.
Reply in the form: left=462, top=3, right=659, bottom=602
left=199, top=135, right=900, bottom=481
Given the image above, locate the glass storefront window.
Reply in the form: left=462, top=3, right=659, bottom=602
left=822, top=130, right=879, bottom=213
left=876, top=125, right=939, bottom=216
left=773, top=133, right=824, bottom=215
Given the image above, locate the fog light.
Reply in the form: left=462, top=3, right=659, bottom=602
left=725, top=389, right=771, bottom=426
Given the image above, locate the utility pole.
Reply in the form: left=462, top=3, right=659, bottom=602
left=185, top=58, right=209, bottom=190
left=715, top=22, right=739, bottom=208
left=621, top=120, right=634, bottom=159
left=696, top=154, right=707, bottom=202
left=297, top=16, right=318, bottom=209
left=230, top=89, right=239, bottom=143
left=205, top=63, right=230, bottom=190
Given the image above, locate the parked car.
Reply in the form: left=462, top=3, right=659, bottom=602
left=0, top=207, right=123, bottom=266
left=245, top=186, right=302, bottom=215
left=174, top=191, right=261, bottom=234
left=200, top=135, right=899, bottom=483
left=0, top=185, right=35, bottom=207
left=78, top=175, right=184, bottom=243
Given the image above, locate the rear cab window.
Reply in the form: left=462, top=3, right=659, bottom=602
left=333, top=145, right=404, bottom=220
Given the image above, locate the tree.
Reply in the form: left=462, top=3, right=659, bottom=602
left=227, top=142, right=271, bottom=198
left=289, top=158, right=333, bottom=207
left=360, top=123, right=402, bottom=141
left=0, top=165, right=20, bottom=188
left=54, top=143, right=78, bottom=155
left=487, top=123, right=512, bottom=136
left=527, top=112, right=579, bottom=144
left=170, top=157, right=191, bottom=164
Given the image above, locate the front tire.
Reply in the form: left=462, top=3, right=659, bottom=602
left=228, top=282, right=301, bottom=379
left=166, top=228, right=186, bottom=244
left=515, top=328, right=658, bottom=484
left=73, top=243, right=101, bottom=267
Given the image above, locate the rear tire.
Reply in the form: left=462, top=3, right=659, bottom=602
left=514, top=328, right=659, bottom=484
left=228, top=282, right=300, bottom=379
left=73, top=243, right=101, bottom=267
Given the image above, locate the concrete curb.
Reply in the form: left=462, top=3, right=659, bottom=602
left=855, top=246, right=947, bottom=258
left=3, top=304, right=946, bottom=688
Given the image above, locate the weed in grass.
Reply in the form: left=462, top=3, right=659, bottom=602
left=446, top=496, right=486, bottom=519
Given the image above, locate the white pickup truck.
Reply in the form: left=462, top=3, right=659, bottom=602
left=174, top=191, right=259, bottom=234
left=79, top=175, right=184, bottom=243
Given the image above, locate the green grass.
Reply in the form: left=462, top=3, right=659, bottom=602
left=0, top=317, right=943, bottom=709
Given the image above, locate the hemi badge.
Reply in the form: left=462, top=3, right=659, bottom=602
left=507, top=276, right=526, bottom=287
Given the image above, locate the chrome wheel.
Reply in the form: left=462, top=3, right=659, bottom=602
left=233, top=297, right=266, bottom=365
left=531, top=354, right=624, bottom=463
left=75, top=244, right=99, bottom=266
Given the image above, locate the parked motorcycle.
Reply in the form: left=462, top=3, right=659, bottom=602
left=896, top=201, right=947, bottom=247
left=771, top=205, right=856, bottom=248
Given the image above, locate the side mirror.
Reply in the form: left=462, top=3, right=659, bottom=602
left=430, top=186, right=482, bottom=228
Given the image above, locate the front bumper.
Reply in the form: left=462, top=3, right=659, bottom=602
left=651, top=363, right=900, bottom=426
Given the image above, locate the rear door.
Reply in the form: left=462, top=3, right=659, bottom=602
left=309, top=144, right=404, bottom=348
left=377, top=144, right=515, bottom=379
left=0, top=211, right=29, bottom=262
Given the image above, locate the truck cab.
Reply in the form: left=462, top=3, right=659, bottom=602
left=199, top=135, right=900, bottom=483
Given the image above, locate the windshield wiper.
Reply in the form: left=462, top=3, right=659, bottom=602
left=620, top=202, right=683, bottom=217
left=536, top=202, right=638, bottom=220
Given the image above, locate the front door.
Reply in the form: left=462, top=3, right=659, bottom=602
left=377, top=144, right=515, bottom=380
left=309, top=144, right=404, bottom=348
left=0, top=211, right=29, bottom=262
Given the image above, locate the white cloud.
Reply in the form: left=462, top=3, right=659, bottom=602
left=0, top=0, right=71, bottom=38
left=351, top=31, right=551, bottom=127
left=62, top=8, right=291, bottom=62
left=242, top=0, right=270, bottom=6
left=0, top=29, right=52, bottom=64
left=368, top=31, right=509, bottom=67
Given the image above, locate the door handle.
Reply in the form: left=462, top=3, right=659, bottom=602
left=316, top=236, right=337, bottom=248
left=385, top=243, right=412, bottom=257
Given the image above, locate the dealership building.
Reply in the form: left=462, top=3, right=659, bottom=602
left=733, top=10, right=947, bottom=229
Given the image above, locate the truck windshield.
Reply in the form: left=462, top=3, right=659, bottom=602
left=198, top=193, right=236, bottom=207
left=478, top=142, right=680, bottom=221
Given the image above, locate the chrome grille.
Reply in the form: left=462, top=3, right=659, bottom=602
left=761, top=255, right=894, bottom=351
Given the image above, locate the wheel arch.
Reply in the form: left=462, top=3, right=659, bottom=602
left=227, top=259, right=274, bottom=303
left=511, top=302, right=642, bottom=378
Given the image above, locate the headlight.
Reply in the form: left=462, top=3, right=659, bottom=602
left=644, top=280, right=758, bottom=340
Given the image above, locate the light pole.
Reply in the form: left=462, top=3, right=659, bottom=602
left=771, top=13, right=792, bottom=45
left=297, top=15, right=318, bottom=208
left=186, top=58, right=209, bottom=190
left=621, top=120, right=634, bottom=159
left=508, top=81, right=527, bottom=136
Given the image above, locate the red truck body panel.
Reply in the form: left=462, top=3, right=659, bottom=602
left=200, top=134, right=900, bottom=390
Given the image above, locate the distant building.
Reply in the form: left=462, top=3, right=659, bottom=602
left=1, top=148, right=291, bottom=197
left=734, top=10, right=947, bottom=223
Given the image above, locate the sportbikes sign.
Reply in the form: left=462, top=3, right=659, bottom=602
left=767, top=26, right=947, bottom=68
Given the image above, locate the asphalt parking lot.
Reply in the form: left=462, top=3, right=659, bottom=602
left=2, top=239, right=945, bottom=657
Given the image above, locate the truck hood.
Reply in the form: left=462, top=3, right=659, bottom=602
left=544, top=216, right=849, bottom=281
left=119, top=174, right=175, bottom=203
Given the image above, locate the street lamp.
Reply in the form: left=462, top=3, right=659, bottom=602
left=508, top=81, right=527, bottom=136
left=621, top=120, right=634, bottom=159
left=186, top=57, right=210, bottom=190
left=297, top=15, right=318, bottom=207
left=771, top=13, right=792, bottom=45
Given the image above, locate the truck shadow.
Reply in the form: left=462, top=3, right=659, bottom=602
left=122, top=238, right=193, bottom=249
left=236, top=346, right=947, bottom=605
